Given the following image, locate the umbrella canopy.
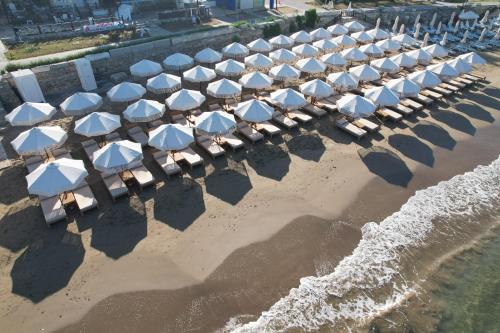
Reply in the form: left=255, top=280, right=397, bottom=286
left=336, top=94, right=376, bottom=118
left=215, top=59, right=246, bottom=77
left=375, top=39, right=401, bottom=52
left=332, top=34, right=357, bottom=48
left=195, top=111, right=237, bottom=136
left=366, top=27, right=390, bottom=40
left=239, top=71, right=273, bottom=89
left=183, top=65, right=216, bottom=83
left=427, top=62, right=459, bottom=80
left=422, top=44, right=448, bottom=58
left=295, top=58, right=326, bottom=74
left=166, top=89, right=206, bottom=112
left=458, top=52, right=486, bottom=66
left=269, top=48, right=297, bottom=64
left=447, top=58, right=472, bottom=74
left=60, top=93, right=102, bottom=116
left=222, top=42, right=250, bottom=58
left=349, top=64, right=380, bottom=82
left=292, top=43, right=319, bottom=57
left=148, top=124, right=194, bottom=151
left=299, top=79, right=333, bottom=99
left=313, top=39, right=339, bottom=52
left=146, top=73, right=182, bottom=94
left=406, top=49, right=433, bottom=65
left=74, top=112, right=121, bottom=137
left=26, top=158, right=88, bottom=197
left=269, top=34, right=294, bottom=48
left=130, top=59, right=163, bottom=78
left=359, top=43, right=384, bottom=57
left=247, top=38, right=273, bottom=52
left=328, top=24, right=349, bottom=36
left=340, top=47, right=368, bottom=62
left=6, top=102, right=56, bottom=126
left=392, top=33, right=418, bottom=46
left=269, top=64, right=301, bottom=81
left=321, top=52, right=347, bottom=68
left=290, top=30, right=313, bottom=43
left=327, top=71, right=358, bottom=91
left=390, top=52, right=418, bottom=68
left=370, top=57, right=399, bottom=74
left=244, top=53, right=274, bottom=69
left=310, top=27, right=331, bottom=40
left=11, top=126, right=67, bottom=155
left=270, top=88, right=307, bottom=110
left=364, top=86, right=400, bottom=107
left=459, top=10, right=479, bottom=20
left=386, top=77, right=421, bottom=98
left=351, top=31, right=373, bottom=43
left=93, top=140, right=143, bottom=174
left=163, top=53, right=194, bottom=71
left=407, top=70, right=442, bottom=88
left=106, top=82, right=146, bottom=103
left=344, top=21, right=365, bottom=32
left=207, top=78, right=242, bottom=98
left=440, top=32, right=448, bottom=47
left=234, top=99, right=274, bottom=123
left=123, top=99, right=165, bottom=122
left=194, top=48, right=223, bottom=64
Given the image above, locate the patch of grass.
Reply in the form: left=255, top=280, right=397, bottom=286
left=231, top=20, right=248, bottom=28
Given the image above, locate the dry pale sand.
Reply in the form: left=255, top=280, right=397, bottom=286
left=0, top=52, right=499, bottom=333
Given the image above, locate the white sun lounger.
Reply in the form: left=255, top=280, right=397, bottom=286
left=254, top=121, right=281, bottom=137
left=388, top=103, right=413, bottom=116
left=105, top=132, right=121, bottom=143
left=454, top=76, right=474, bottom=85
left=400, top=98, right=424, bottom=111
left=301, top=103, right=327, bottom=118
left=461, top=73, right=481, bottom=82
left=40, top=196, right=66, bottom=225
left=220, top=132, right=245, bottom=150
left=420, top=89, right=443, bottom=100
left=171, top=114, right=191, bottom=127
left=178, top=147, right=203, bottom=169
left=130, top=162, right=155, bottom=190
left=315, top=99, right=337, bottom=112
left=286, top=110, right=313, bottom=124
left=127, top=126, right=149, bottom=146
left=352, top=118, right=380, bottom=132
left=26, top=159, right=44, bottom=173
left=82, top=139, right=99, bottom=161
left=196, top=135, right=225, bottom=159
left=148, top=119, right=164, bottom=129
left=73, top=182, right=98, bottom=214
left=208, top=103, right=222, bottom=111
left=236, top=122, right=264, bottom=143
left=445, top=79, right=466, bottom=89
left=411, top=94, right=433, bottom=105
left=52, top=147, right=69, bottom=157
left=335, top=117, right=366, bottom=141
left=153, top=150, right=182, bottom=177
left=439, top=82, right=460, bottom=93
left=377, top=108, right=403, bottom=122
left=429, top=85, right=453, bottom=96
left=272, top=111, right=298, bottom=130
left=102, top=173, right=129, bottom=201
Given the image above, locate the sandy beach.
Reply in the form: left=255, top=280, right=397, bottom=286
left=0, top=50, right=499, bottom=333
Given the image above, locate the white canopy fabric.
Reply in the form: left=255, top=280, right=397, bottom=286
left=270, top=88, right=307, bottom=110
left=344, top=20, right=365, bottom=32
left=247, top=38, right=273, bottom=53
left=195, top=111, right=237, bottom=136
left=74, top=112, right=121, bottom=137
left=376, top=39, right=401, bottom=52
left=215, top=59, right=246, bottom=77
left=349, top=64, right=380, bottom=82
left=195, top=48, right=223, bottom=64
left=26, top=158, right=88, bottom=197
left=234, top=99, right=274, bottom=123
left=11, top=126, right=67, bottom=155
left=106, top=82, right=146, bottom=103
left=392, top=33, right=418, bottom=46
left=321, top=52, right=347, bottom=68
left=146, top=73, right=182, bottom=94
left=327, top=24, right=349, bottom=36
left=458, top=52, right=486, bottom=66
left=239, top=71, right=273, bottom=89
left=93, top=140, right=143, bottom=174
left=183, top=65, right=217, bottom=83
left=6, top=102, right=56, bottom=126
left=370, top=57, right=400, bottom=74
left=163, top=53, right=194, bottom=71
left=359, top=43, right=384, bottom=57
left=327, top=71, right=358, bottom=91
left=222, top=42, right=250, bottom=58
left=290, top=30, right=313, bottom=43
left=148, top=124, right=194, bottom=151
left=269, top=48, right=297, bottom=64
left=332, top=34, right=357, bottom=48
left=244, top=53, right=274, bottom=69
left=123, top=99, right=165, bottom=122
left=292, top=43, right=320, bottom=57
left=295, top=58, right=326, bottom=74
left=427, top=62, right=459, bottom=80
left=366, top=28, right=390, bottom=40
left=310, top=28, right=331, bottom=40
left=313, top=39, right=339, bottom=52
left=130, top=59, right=163, bottom=78
left=269, top=64, right=301, bottom=81
left=207, top=78, right=242, bottom=98
left=423, top=44, right=448, bottom=58
left=340, top=47, right=368, bottom=62
left=299, top=79, right=333, bottom=99
left=407, top=70, right=442, bottom=88
left=166, top=89, right=206, bottom=112
left=269, top=34, right=294, bottom=48
left=447, top=58, right=472, bottom=74
left=363, top=86, right=400, bottom=107
left=386, top=77, right=421, bottom=98
left=351, top=31, right=373, bottom=43
left=459, top=10, right=479, bottom=20
left=60, top=92, right=102, bottom=116
left=336, top=95, right=376, bottom=118
left=390, top=52, right=418, bottom=68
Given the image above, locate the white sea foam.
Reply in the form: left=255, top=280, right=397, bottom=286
left=227, top=156, right=500, bottom=333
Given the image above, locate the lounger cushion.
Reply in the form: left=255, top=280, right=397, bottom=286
left=40, top=196, right=66, bottom=225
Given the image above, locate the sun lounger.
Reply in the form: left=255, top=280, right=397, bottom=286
left=82, top=139, right=99, bottom=161
left=242, top=94, right=254, bottom=101
left=454, top=76, right=474, bottom=85
left=301, top=103, right=327, bottom=118
left=130, top=162, right=155, bottom=190
left=148, top=119, right=163, bottom=129
left=127, top=126, right=149, bottom=146
left=272, top=111, right=298, bottom=130
left=438, top=83, right=460, bottom=93
left=73, top=182, right=98, bottom=214
left=377, top=108, right=403, bottom=121
left=388, top=104, right=413, bottom=116
left=352, top=118, right=380, bottom=132
left=52, top=147, right=69, bottom=157
left=420, top=89, right=443, bottom=100
left=178, top=147, right=203, bottom=169
left=220, top=132, right=245, bottom=150
left=462, top=73, right=482, bottom=82
left=287, top=110, right=313, bottom=124
left=254, top=121, right=281, bottom=137
left=335, top=117, right=366, bottom=141
left=411, top=94, right=433, bottom=106
left=40, top=196, right=67, bottom=225
left=236, top=122, right=264, bottom=143
left=105, top=132, right=121, bottom=143
left=55, top=152, right=72, bottom=160
left=400, top=98, right=424, bottom=111
left=171, top=114, right=191, bottom=127
left=225, top=98, right=238, bottom=111
left=26, top=157, right=44, bottom=173
left=315, top=99, right=337, bottom=112
left=429, top=85, right=453, bottom=96
left=445, top=79, right=466, bottom=89
left=153, top=150, right=182, bottom=177
left=196, top=135, right=225, bottom=159
left=102, top=173, right=129, bottom=201
left=208, top=103, right=222, bottom=111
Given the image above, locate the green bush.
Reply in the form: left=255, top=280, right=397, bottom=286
left=262, top=23, right=281, bottom=38
left=295, top=15, right=305, bottom=30
left=231, top=35, right=241, bottom=42
left=304, top=9, right=319, bottom=29
left=289, top=20, right=297, bottom=34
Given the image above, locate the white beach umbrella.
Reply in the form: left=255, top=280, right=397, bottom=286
left=269, top=34, right=294, bottom=48
left=244, top=53, right=274, bottom=69
left=349, top=64, right=380, bottom=82
left=332, top=34, right=357, bottom=48
left=295, top=57, right=326, bottom=74
left=364, top=86, right=399, bottom=107
left=375, top=18, right=381, bottom=29
left=427, top=62, right=459, bottom=80
left=458, top=52, right=486, bottom=66
left=328, top=24, right=349, bottom=36
left=414, top=23, right=421, bottom=40
left=479, top=28, right=487, bottom=42
left=234, top=99, right=274, bottom=123
left=406, top=49, right=433, bottom=65
left=448, top=12, right=456, bottom=27
left=447, top=58, right=472, bottom=74
left=270, top=88, right=307, bottom=110
left=207, top=78, right=242, bottom=99
left=239, top=71, right=273, bottom=90
left=26, top=158, right=88, bottom=197
left=366, top=28, right=390, bottom=40
left=123, top=99, right=165, bottom=122
left=290, top=30, right=313, bottom=43
left=146, top=73, right=182, bottom=94
left=351, top=31, right=373, bottom=43
left=440, top=32, right=448, bottom=46
left=107, top=82, right=146, bottom=103
left=130, top=59, right=163, bottom=78
left=429, top=13, right=437, bottom=29
left=195, top=48, right=223, bottom=64
left=269, top=48, right=297, bottom=64
left=60, top=92, right=102, bottom=116
left=327, top=72, right=358, bottom=91
left=390, top=52, right=417, bottom=68
left=269, top=64, right=301, bottom=81
left=399, top=24, right=405, bottom=35
left=183, top=65, right=216, bottom=83
left=12, top=126, right=67, bottom=156
left=6, top=102, right=56, bottom=126
left=340, top=47, right=368, bottom=62
left=344, top=21, right=365, bottom=32
left=376, top=39, right=401, bottom=52
left=392, top=33, right=418, bottom=46
left=423, top=44, right=448, bottom=58
left=370, top=57, right=400, bottom=74
left=454, top=20, right=460, bottom=34
left=310, top=28, right=331, bottom=40
left=321, top=53, right=347, bottom=68
left=215, top=59, right=246, bottom=77
left=292, top=43, right=319, bottom=57
left=386, top=77, right=421, bottom=98
left=299, top=79, right=333, bottom=99
left=407, top=70, right=442, bottom=88
left=336, top=95, right=376, bottom=119
left=480, top=10, right=490, bottom=24
left=414, top=14, right=421, bottom=28
left=93, top=140, right=143, bottom=174
left=166, top=89, right=206, bottom=112
left=247, top=38, right=273, bottom=53
left=313, top=39, right=339, bottom=52
left=148, top=124, right=194, bottom=151
left=195, top=111, right=237, bottom=136
left=422, top=32, right=430, bottom=47
left=163, top=53, right=194, bottom=71
left=436, top=21, right=442, bottom=35
left=359, top=43, right=384, bottom=58
left=392, top=16, right=400, bottom=34
left=74, top=112, right=121, bottom=137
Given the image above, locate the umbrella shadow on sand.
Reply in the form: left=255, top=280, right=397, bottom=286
left=431, top=110, right=476, bottom=136
left=0, top=164, right=31, bottom=205
left=245, top=143, right=291, bottom=181
left=358, top=146, right=413, bottom=187
left=204, top=162, right=252, bottom=206
left=454, top=102, right=495, bottom=123
left=285, top=133, right=326, bottom=162
left=410, top=120, right=456, bottom=150
left=388, top=134, right=435, bottom=167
